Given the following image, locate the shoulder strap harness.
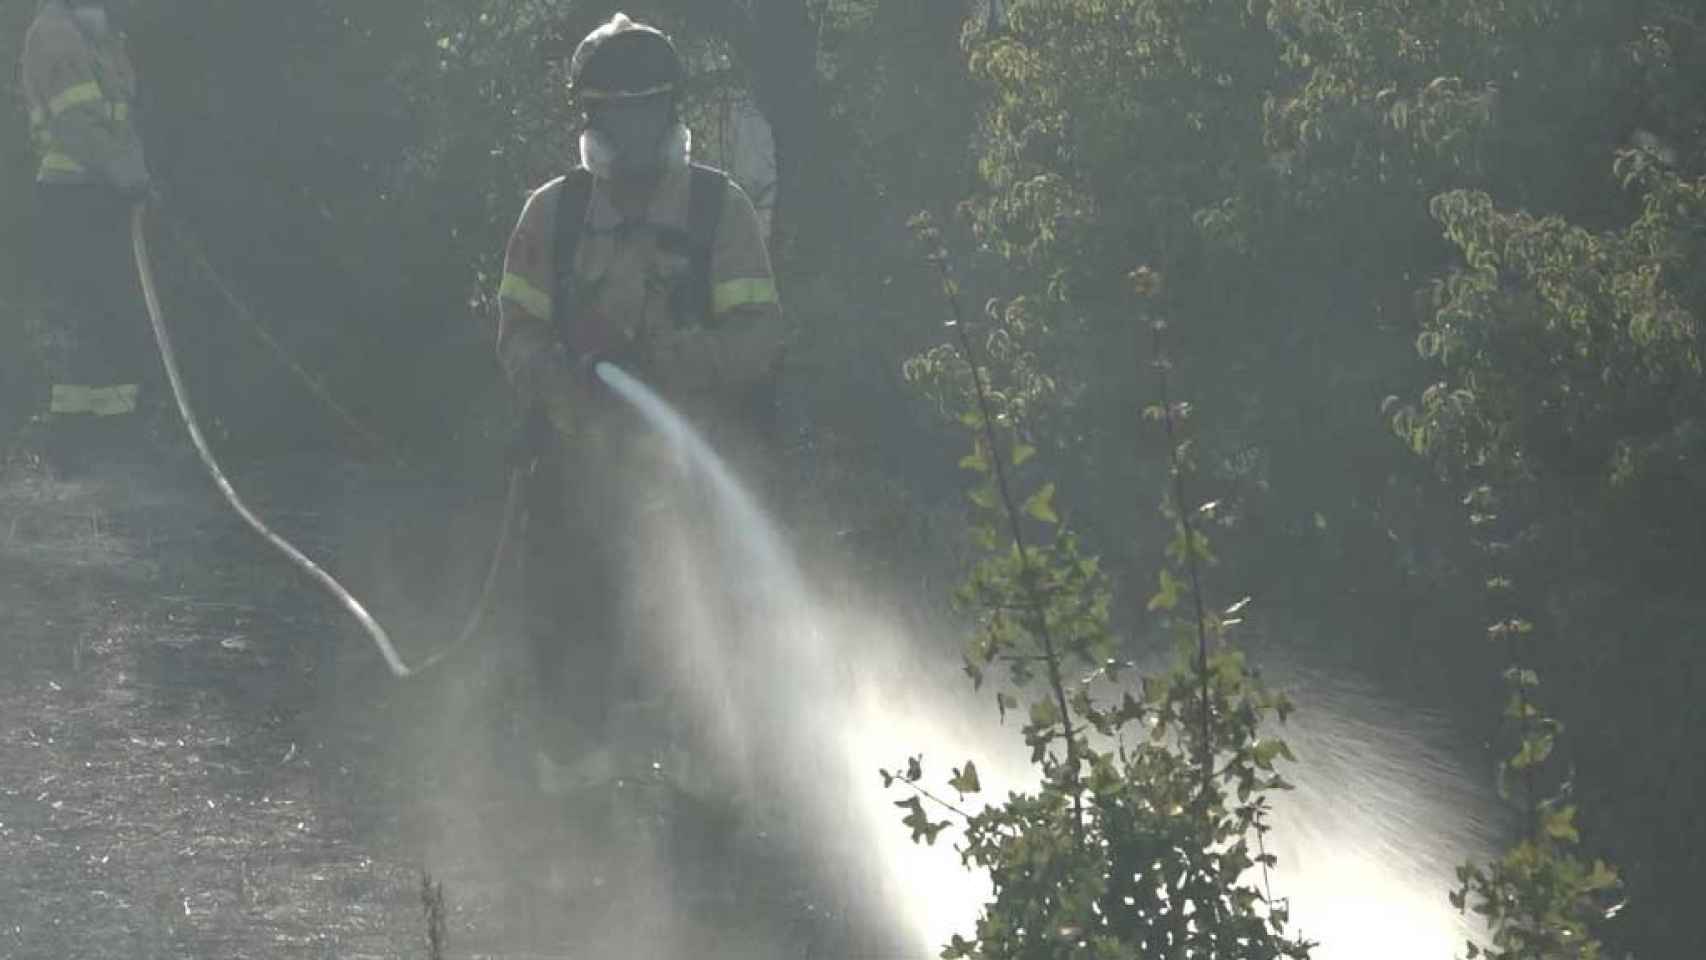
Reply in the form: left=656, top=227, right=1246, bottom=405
left=550, top=163, right=729, bottom=353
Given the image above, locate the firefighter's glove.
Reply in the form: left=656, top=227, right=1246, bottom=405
left=578, top=326, right=654, bottom=383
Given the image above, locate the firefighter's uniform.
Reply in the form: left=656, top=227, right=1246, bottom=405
left=19, top=0, right=153, bottom=464
left=496, top=120, right=785, bottom=759
left=497, top=129, right=784, bottom=432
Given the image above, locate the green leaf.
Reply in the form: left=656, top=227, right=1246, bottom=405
left=895, top=795, right=951, bottom=845
left=1502, top=666, right=1540, bottom=688
left=1030, top=697, right=1060, bottom=727
left=1211, top=648, right=1248, bottom=687
left=1070, top=687, right=1097, bottom=723
left=1023, top=482, right=1060, bottom=524
left=1503, top=692, right=1539, bottom=721
left=1586, top=859, right=1620, bottom=891
left=1141, top=673, right=1172, bottom=705
left=959, top=441, right=990, bottom=474
left=942, top=934, right=977, bottom=959
left=1165, top=528, right=1214, bottom=565
left=1088, top=753, right=1121, bottom=794
left=949, top=761, right=982, bottom=797
left=1541, top=804, right=1580, bottom=843
left=1012, top=442, right=1037, bottom=465
left=1147, top=568, right=1183, bottom=612
left=1251, top=737, right=1294, bottom=771
left=1510, top=731, right=1555, bottom=770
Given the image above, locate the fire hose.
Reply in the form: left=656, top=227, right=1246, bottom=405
left=130, top=200, right=522, bottom=679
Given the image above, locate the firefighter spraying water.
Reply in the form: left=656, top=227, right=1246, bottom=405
left=495, top=12, right=786, bottom=794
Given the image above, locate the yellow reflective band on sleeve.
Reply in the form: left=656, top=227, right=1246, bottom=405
left=499, top=272, right=552, bottom=318
left=48, top=81, right=104, bottom=117
left=50, top=384, right=139, bottom=416
left=712, top=277, right=780, bottom=315
left=39, top=152, right=87, bottom=176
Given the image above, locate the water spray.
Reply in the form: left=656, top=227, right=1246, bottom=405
left=592, top=299, right=1497, bottom=959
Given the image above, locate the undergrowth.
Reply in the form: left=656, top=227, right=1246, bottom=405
left=887, top=219, right=1312, bottom=959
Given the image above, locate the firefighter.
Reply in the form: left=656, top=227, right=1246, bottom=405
left=19, top=0, right=154, bottom=475
left=495, top=13, right=785, bottom=788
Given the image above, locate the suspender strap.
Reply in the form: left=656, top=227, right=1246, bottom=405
left=551, top=163, right=728, bottom=342
left=685, top=163, right=727, bottom=328
left=545, top=162, right=776, bottom=441
left=550, top=167, right=596, bottom=352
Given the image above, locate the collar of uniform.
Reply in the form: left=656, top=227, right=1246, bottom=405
left=581, top=123, right=692, bottom=231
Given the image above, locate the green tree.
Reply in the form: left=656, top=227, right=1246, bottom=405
left=959, top=2, right=1705, bottom=950
left=1398, top=145, right=1706, bottom=955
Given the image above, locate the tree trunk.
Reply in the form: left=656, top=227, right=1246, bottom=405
left=743, top=0, right=830, bottom=269
left=663, top=0, right=837, bottom=270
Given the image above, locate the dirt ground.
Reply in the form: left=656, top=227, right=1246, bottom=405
left=0, top=454, right=889, bottom=959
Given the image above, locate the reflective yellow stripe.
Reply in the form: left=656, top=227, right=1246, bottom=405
left=39, top=152, right=87, bottom=175
left=47, top=81, right=104, bottom=116
left=712, top=277, right=779, bottom=315
left=499, top=272, right=552, bottom=318
left=50, top=384, right=139, bottom=416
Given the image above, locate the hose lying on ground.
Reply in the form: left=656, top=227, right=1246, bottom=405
left=135, top=200, right=527, bottom=680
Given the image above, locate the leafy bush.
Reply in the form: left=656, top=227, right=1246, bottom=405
left=889, top=222, right=1310, bottom=959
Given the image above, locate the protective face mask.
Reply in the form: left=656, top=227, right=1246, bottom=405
left=589, top=99, right=673, bottom=174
